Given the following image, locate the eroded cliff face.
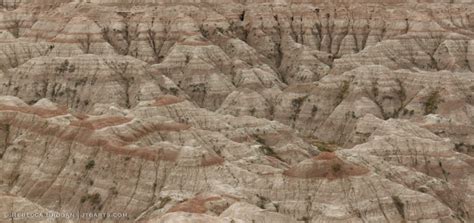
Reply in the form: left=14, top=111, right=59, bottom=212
left=0, top=1, right=473, bottom=222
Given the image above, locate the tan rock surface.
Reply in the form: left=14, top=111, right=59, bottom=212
left=0, top=1, right=473, bottom=222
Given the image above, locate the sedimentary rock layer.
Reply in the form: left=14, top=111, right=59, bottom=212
left=0, top=0, right=473, bottom=222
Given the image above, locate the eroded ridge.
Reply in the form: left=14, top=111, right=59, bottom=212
left=0, top=1, right=473, bottom=222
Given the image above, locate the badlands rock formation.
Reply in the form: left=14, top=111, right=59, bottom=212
left=0, top=0, right=473, bottom=222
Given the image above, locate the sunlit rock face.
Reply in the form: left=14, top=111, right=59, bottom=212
left=0, top=0, right=473, bottom=222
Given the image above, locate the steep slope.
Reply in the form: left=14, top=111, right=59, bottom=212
left=0, top=0, right=473, bottom=222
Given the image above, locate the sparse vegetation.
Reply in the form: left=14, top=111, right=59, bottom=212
left=260, top=145, right=277, bottom=157
left=169, top=87, right=179, bottom=95
left=249, top=107, right=256, bottom=116
left=81, top=193, right=102, bottom=206
left=395, top=79, right=407, bottom=103
left=256, top=194, right=270, bottom=209
left=85, top=160, right=95, bottom=170
left=55, top=59, right=75, bottom=74
left=158, top=196, right=172, bottom=209
left=439, top=160, right=449, bottom=181
left=1, top=4, right=472, bottom=223
left=391, top=195, right=405, bottom=219
left=239, top=11, right=245, bottom=21
left=298, top=216, right=311, bottom=223
left=255, top=136, right=265, bottom=144
left=9, top=172, right=20, bottom=186
left=367, top=79, right=392, bottom=120
left=2, top=124, right=11, bottom=158
left=392, top=78, right=409, bottom=118
left=331, top=163, right=342, bottom=172
left=101, top=13, right=139, bottom=55
left=310, top=139, right=337, bottom=152
left=371, top=81, right=379, bottom=98
left=216, top=27, right=225, bottom=33
left=78, top=33, right=92, bottom=54
left=414, top=32, right=444, bottom=70
left=105, top=60, right=133, bottom=108
left=335, top=80, right=350, bottom=105
left=290, top=95, right=308, bottom=122
left=146, top=18, right=168, bottom=63
left=199, top=25, right=210, bottom=38
left=0, top=2, right=18, bottom=9
left=402, top=108, right=409, bottom=116
left=189, top=83, right=207, bottom=93
left=109, top=186, right=119, bottom=196
left=424, top=90, right=441, bottom=115
left=311, top=105, right=318, bottom=117
left=90, top=193, right=101, bottom=204
left=291, top=97, right=305, bottom=109
left=7, top=18, right=22, bottom=38
left=417, top=186, right=429, bottom=193
left=255, top=135, right=283, bottom=160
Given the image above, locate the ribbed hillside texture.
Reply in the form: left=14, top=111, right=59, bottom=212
left=0, top=0, right=473, bottom=222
